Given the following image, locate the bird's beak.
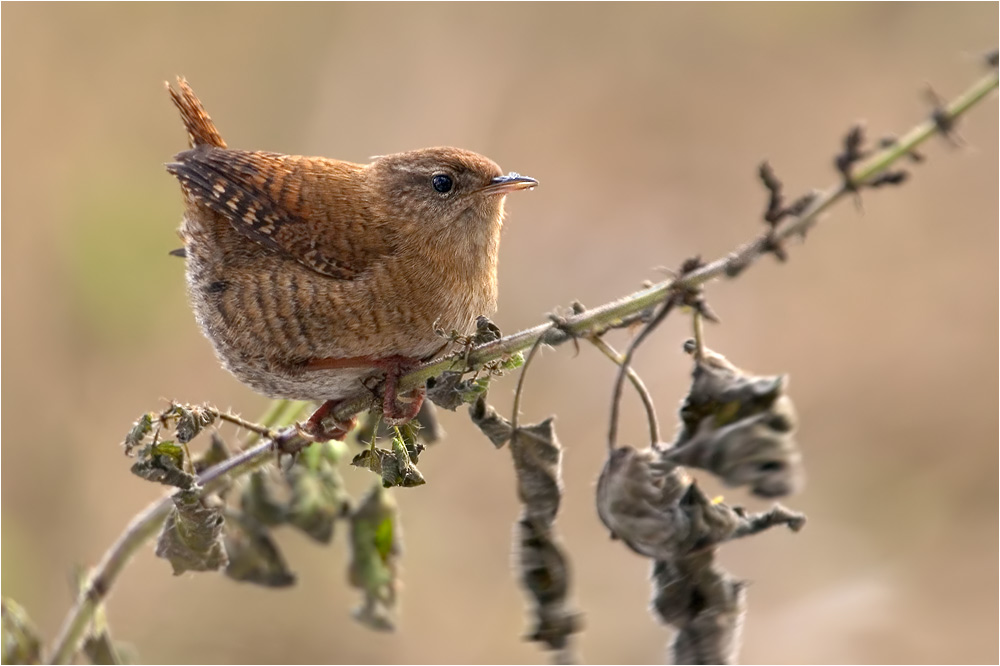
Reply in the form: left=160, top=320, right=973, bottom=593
left=479, top=172, right=538, bottom=195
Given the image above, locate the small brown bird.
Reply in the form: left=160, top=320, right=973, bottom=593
left=165, top=78, right=536, bottom=440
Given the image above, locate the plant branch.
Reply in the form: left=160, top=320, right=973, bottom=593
left=46, top=402, right=310, bottom=665
left=330, top=67, right=998, bottom=425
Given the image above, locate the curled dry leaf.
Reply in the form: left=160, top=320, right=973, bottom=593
left=510, top=418, right=563, bottom=526
left=426, top=371, right=490, bottom=411
left=155, top=490, right=228, bottom=575
left=652, top=552, right=747, bottom=666
left=351, top=435, right=426, bottom=488
left=517, top=518, right=582, bottom=653
left=596, top=446, right=804, bottom=560
left=169, top=404, right=216, bottom=444
left=223, top=513, right=296, bottom=588
left=672, top=349, right=804, bottom=498
left=240, top=470, right=287, bottom=528
left=469, top=396, right=513, bottom=448
left=122, top=412, right=154, bottom=456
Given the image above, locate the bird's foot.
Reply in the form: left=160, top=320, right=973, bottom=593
left=300, top=399, right=357, bottom=442
left=375, top=356, right=425, bottom=426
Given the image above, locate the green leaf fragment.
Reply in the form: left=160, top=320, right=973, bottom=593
left=286, top=462, right=351, bottom=543
left=130, top=441, right=195, bottom=489
left=155, top=490, right=228, bottom=574
left=2, top=598, right=41, bottom=665
left=349, top=485, right=401, bottom=631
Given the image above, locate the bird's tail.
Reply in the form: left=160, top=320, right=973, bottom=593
left=166, top=77, right=227, bottom=149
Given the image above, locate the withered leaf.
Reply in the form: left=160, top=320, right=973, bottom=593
left=517, top=518, right=581, bottom=652
left=130, top=441, right=195, bottom=490
left=155, top=490, right=227, bottom=575
left=351, top=436, right=425, bottom=488
left=510, top=418, right=563, bottom=526
left=169, top=404, right=216, bottom=444
left=469, top=396, right=513, bottom=448
left=240, top=471, right=287, bottom=527
left=122, top=412, right=154, bottom=456
left=349, top=485, right=401, bottom=632
left=223, top=514, right=296, bottom=588
left=427, top=371, right=490, bottom=411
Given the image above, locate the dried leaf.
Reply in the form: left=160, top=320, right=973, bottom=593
left=672, top=352, right=804, bottom=498
left=596, top=446, right=803, bottom=560
left=122, top=412, right=154, bottom=456
left=155, top=490, right=227, bottom=574
left=130, top=441, right=195, bottom=490
left=2, top=598, right=41, bottom=665
left=427, top=371, right=490, bottom=411
left=469, top=396, right=513, bottom=448
left=348, top=485, right=401, bottom=631
left=169, top=404, right=216, bottom=444
left=240, top=471, right=287, bottom=527
left=286, top=464, right=351, bottom=542
left=224, top=514, right=296, bottom=588
left=510, top=419, right=563, bottom=526
left=667, top=400, right=804, bottom=498
left=651, top=552, right=747, bottom=665
left=351, top=436, right=425, bottom=488
left=517, top=518, right=582, bottom=653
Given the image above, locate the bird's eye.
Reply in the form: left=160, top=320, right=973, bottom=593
left=431, top=174, right=453, bottom=193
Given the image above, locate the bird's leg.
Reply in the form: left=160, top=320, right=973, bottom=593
left=300, top=399, right=357, bottom=442
left=302, top=354, right=426, bottom=429
left=371, top=355, right=425, bottom=426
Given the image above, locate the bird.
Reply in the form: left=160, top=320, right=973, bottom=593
left=165, top=77, right=536, bottom=441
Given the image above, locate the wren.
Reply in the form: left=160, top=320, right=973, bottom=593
left=165, top=78, right=536, bottom=440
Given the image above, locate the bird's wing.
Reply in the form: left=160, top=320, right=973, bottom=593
left=167, top=147, right=391, bottom=280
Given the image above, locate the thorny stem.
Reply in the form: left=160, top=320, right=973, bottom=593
left=46, top=64, right=997, bottom=666
left=46, top=401, right=310, bottom=665
left=588, top=335, right=661, bottom=446
left=329, top=67, right=999, bottom=426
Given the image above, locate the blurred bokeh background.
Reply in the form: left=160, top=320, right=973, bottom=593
left=2, top=4, right=997, bottom=664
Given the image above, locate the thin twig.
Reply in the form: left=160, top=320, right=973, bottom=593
left=690, top=309, right=706, bottom=363
left=588, top=335, right=660, bottom=446
left=512, top=326, right=554, bottom=431
left=608, top=299, right=677, bottom=451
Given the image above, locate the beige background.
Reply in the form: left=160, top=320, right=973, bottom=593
left=2, top=3, right=997, bottom=664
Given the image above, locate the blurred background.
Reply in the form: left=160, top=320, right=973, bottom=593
left=2, top=4, right=997, bottom=664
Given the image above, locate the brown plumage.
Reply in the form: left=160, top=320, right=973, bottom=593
left=165, top=77, right=536, bottom=439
